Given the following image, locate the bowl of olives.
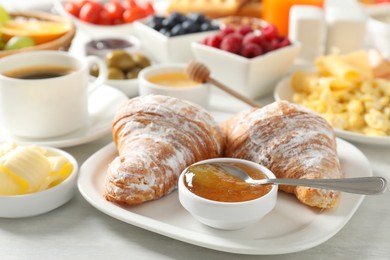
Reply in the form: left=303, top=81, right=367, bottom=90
left=133, top=12, right=219, bottom=63
left=90, top=49, right=152, bottom=97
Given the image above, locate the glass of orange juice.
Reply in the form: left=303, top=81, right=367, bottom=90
left=262, top=0, right=324, bottom=36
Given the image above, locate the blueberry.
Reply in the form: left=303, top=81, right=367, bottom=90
left=151, top=15, right=164, bottom=23
left=170, top=12, right=185, bottom=23
left=200, top=22, right=214, bottom=32
left=182, top=20, right=200, bottom=33
left=182, top=20, right=193, bottom=29
left=159, top=28, right=171, bottom=37
left=170, top=24, right=185, bottom=36
left=162, top=18, right=176, bottom=29
left=188, top=13, right=206, bottom=25
left=146, top=16, right=162, bottom=26
left=148, top=20, right=164, bottom=31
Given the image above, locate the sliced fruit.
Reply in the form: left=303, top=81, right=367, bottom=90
left=0, top=6, right=10, bottom=24
left=4, top=36, right=35, bottom=50
left=1, top=20, right=71, bottom=45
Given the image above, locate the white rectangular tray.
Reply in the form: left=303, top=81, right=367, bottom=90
left=78, top=138, right=370, bottom=255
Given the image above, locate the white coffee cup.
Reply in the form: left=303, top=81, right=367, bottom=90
left=0, top=50, right=107, bottom=138
left=138, top=63, right=210, bottom=108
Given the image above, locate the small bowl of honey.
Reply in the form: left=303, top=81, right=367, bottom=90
left=178, top=158, right=278, bottom=230
left=138, top=63, right=210, bottom=108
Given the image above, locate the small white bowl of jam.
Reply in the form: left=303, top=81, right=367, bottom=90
left=178, top=158, right=278, bottom=230
left=138, top=63, right=210, bottom=108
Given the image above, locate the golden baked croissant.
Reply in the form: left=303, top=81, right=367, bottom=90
left=103, top=95, right=225, bottom=205
left=221, top=101, right=343, bottom=209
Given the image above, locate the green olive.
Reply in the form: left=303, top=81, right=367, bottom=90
left=106, top=50, right=135, bottom=71
left=108, top=67, right=125, bottom=80
left=132, top=52, right=151, bottom=68
left=126, top=67, right=142, bottom=79
left=90, top=64, right=99, bottom=77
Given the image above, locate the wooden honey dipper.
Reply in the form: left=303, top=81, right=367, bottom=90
left=185, top=61, right=260, bottom=108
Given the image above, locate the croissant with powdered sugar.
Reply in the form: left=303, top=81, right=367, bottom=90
left=221, top=101, right=343, bottom=209
left=103, top=95, right=224, bottom=205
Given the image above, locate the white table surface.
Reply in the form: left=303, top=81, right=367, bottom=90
left=0, top=1, right=390, bottom=259
left=1, top=108, right=389, bottom=260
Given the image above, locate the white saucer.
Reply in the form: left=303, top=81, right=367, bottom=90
left=0, top=84, right=128, bottom=148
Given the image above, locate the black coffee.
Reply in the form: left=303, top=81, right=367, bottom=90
left=3, top=65, right=76, bottom=80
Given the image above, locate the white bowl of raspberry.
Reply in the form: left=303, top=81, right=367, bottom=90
left=191, top=19, right=301, bottom=99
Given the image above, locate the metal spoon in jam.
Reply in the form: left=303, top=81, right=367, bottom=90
left=206, top=163, right=387, bottom=195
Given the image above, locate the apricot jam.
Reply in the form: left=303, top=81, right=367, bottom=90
left=183, top=162, right=272, bottom=202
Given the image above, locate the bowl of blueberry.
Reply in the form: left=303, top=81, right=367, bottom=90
left=133, top=12, right=219, bottom=63
left=191, top=17, right=301, bottom=99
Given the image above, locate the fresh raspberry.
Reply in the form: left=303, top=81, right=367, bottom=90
left=261, top=24, right=279, bottom=41
left=237, top=24, right=253, bottom=36
left=220, top=33, right=243, bottom=54
left=219, top=26, right=235, bottom=38
left=261, top=40, right=271, bottom=53
left=241, top=43, right=263, bottom=58
left=201, top=36, right=209, bottom=45
left=207, top=34, right=223, bottom=48
left=242, top=31, right=266, bottom=47
left=278, top=36, right=291, bottom=48
left=263, top=38, right=279, bottom=52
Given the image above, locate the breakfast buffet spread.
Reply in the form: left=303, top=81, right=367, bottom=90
left=0, top=0, right=389, bottom=257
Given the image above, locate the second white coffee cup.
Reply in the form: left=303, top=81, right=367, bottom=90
left=0, top=50, right=107, bottom=138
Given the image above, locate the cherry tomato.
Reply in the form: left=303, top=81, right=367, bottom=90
left=98, top=9, right=113, bottom=25
left=112, top=17, right=124, bottom=25
left=122, top=0, right=138, bottom=10
left=104, top=1, right=124, bottom=21
left=142, top=2, right=155, bottom=16
left=123, top=6, right=146, bottom=23
left=64, top=2, right=81, bottom=17
left=79, top=1, right=103, bottom=24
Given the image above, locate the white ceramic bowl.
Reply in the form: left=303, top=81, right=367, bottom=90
left=53, top=0, right=136, bottom=38
left=0, top=146, right=78, bottom=218
left=133, top=20, right=217, bottom=63
left=89, top=75, right=139, bottom=98
left=191, top=41, right=301, bottom=99
left=84, top=35, right=142, bottom=59
left=138, top=63, right=210, bottom=108
left=90, top=49, right=153, bottom=98
left=105, top=78, right=139, bottom=98
left=178, top=158, right=278, bottom=230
